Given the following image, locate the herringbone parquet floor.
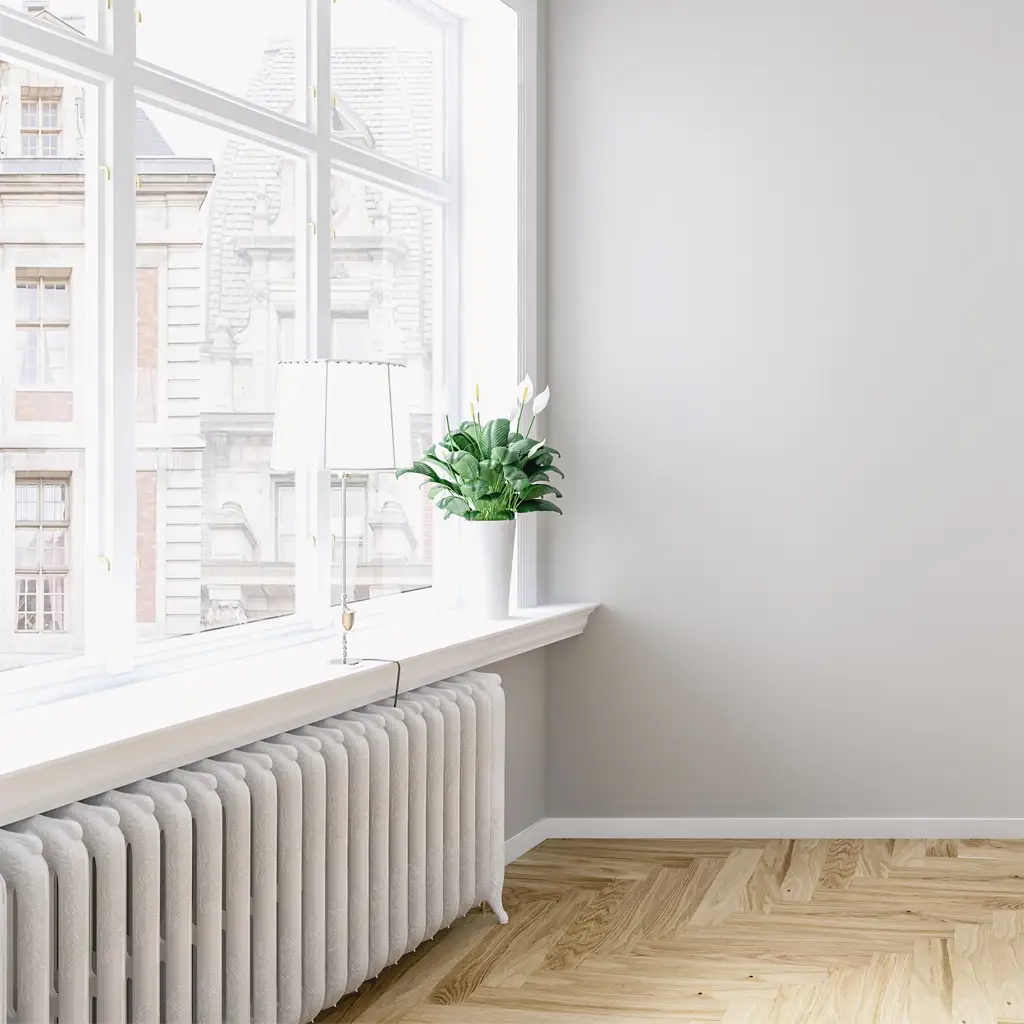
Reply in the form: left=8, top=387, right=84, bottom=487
left=317, top=837, right=1024, bottom=1023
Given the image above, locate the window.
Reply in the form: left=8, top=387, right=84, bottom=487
left=15, top=274, right=70, bottom=388
left=0, top=0, right=524, bottom=682
left=20, top=90, right=61, bottom=158
left=14, top=479, right=69, bottom=633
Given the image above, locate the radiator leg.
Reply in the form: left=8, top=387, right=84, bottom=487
left=487, top=894, right=509, bottom=925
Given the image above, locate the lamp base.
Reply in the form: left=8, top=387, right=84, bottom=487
left=330, top=619, right=359, bottom=666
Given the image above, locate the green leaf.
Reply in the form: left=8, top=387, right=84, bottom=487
left=490, top=446, right=510, bottom=466
left=520, top=483, right=562, bottom=501
left=528, top=471, right=550, bottom=484
left=451, top=452, right=480, bottom=481
left=439, top=495, right=470, bottom=517
left=516, top=499, right=563, bottom=514
left=482, top=418, right=510, bottom=456
left=503, top=465, right=529, bottom=491
left=428, top=483, right=455, bottom=501
left=397, top=461, right=443, bottom=485
left=448, top=430, right=483, bottom=460
left=508, top=437, right=536, bottom=461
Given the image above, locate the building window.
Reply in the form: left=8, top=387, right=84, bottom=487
left=20, top=90, right=61, bottom=158
left=15, top=478, right=70, bottom=633
left=15, top=274, right=70, bottom=388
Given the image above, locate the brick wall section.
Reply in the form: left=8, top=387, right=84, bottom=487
left=15, top=391, right=73, bottom=421
left=136, top=471, right=157, bottom=623
left=136, top=268, right=158, bottom=423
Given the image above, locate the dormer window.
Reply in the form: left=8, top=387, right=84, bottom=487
left=21, top=87, right=61, bottom=157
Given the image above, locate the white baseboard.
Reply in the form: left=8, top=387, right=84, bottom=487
left=505, top=817, right=1024, bottom=860
left=504, top=819, right=554, bottom=863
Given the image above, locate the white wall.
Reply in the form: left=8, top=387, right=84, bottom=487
left=487, top=649, right=547, bottom=836
left=545, top=0, right=1024, bottom=818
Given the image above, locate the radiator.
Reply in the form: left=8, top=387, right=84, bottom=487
left=0, top=671, right=506, bottom=1024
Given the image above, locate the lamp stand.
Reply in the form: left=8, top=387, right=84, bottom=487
left=336, top=471, right=359, bottom=666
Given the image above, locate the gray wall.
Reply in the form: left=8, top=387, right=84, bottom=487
left=488, top=650, right=548, bottom=835
left=545, top=0, right=1024, bottom=817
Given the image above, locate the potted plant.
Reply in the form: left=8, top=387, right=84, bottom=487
left=397, top=376, right=562, bottom=618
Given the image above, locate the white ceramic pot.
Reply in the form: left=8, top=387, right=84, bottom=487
left=459, top=518, right=516, bottom=619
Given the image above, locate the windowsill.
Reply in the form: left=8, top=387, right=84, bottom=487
left=0, top=601, right=598, bottom=825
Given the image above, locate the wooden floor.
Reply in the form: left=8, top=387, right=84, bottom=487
left=316, top=837, right=1024, bottom=1023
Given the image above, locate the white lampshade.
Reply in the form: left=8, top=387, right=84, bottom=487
left=271, top=359, right=410, bottom=472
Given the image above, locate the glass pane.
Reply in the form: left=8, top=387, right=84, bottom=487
left=332, top=316, right=371, bottom=360
left=44, top=329, right=69, bottom=386
left=331, top=0, right=447, bottom=175
left=137, top=1, right=306, bottom=122
left=42, top=483, right=67, bottom=522
left=1, top=0, right=97, bottom=38
left=15, top=529, right=39, bottom=569
left=42, top=528, right=67, bottom=568
left=329, top=172, right=439, bottom=603
left=41, top=134, right=58, bottom=158
left=15, top=484, right=39, bottom=523
left=21, top=133, right=38, bottom=157
left=42, top=284, right=68, bottom=323
left=16, top=283, right=39, bottom=322
left=20, top=100, right=37, bottom=128
left=41, top=101, right=59, bottom=128
left=137, top=106, right=302, bottom=637
left=15, top=329, right=39, bottom=386
left=42, top=576, right=65, bottom=632
left=15, top=576, right=37, bottom=632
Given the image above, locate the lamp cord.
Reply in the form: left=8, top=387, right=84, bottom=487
left=359, top=658, right=403, bottom=707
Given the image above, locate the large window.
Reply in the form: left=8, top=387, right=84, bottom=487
left=0, top=0, right=522, bottom=682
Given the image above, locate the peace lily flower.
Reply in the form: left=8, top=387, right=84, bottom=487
left=527, top=439, right=547, bottom=459
left=434, top=444, right=451, bottom=462
left=518, top=374, right=535, bottom=405
left=532, top=385, right=550, bottom=416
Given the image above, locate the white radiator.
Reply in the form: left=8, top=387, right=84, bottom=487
left=0, top=671, right=506, bottom=1024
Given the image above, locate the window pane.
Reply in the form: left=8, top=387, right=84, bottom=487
left=330, top=173, right=439, bottom=603
left=42, top=484, right=67, bottom=522
left=42, top=576, right=65, bottom=632
left=15, top=529, right=39, bottom=570
left=1, top=1, right=97, bottom=38
left=40, top=134, right=58, bottom=158
left=41, top=101, right=59, bottom=128
left=41, top=528, right=67, bottom=568
left=15, top=329, right=39, bottom=387
left=137, top=106, right=301, bottom=636
left=21, top=133, right=38, bottom=157
left=137, top=1, right=306, bottom=122
left=15, top=484, right=39, bottom=523
left=43, top=329, right=69, bottom=386
left=331, top=0, right=447, bottom=176
left=16, top=283, right=39, bottom=322
left=16, top=577, right=37, bottom=632
left=332, top=316, right=372, bottom=360
left=20, top=100, right=37, bottom=128
left=42, top=284, right=68, bottom=323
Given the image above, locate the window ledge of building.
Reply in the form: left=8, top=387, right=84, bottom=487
left=0, top=601, right=598, bottom=824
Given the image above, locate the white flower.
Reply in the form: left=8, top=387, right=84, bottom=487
left=532, top=385, right=550, bottom=416
left=435, top=445, right=451, bottom=461
left=517, top=374, right=535, bottom=405
left=527, top=439, right=546, bottom=459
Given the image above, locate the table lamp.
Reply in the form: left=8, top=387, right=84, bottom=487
left=271, top=359, right=406, bottom=664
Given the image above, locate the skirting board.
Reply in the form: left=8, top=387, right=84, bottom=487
left=504, top=817, right=1024, bottom=863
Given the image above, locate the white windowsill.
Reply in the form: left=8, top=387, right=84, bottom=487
left=0, top=601, right=597, bottom=825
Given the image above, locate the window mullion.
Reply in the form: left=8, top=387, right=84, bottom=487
left=100, top=1, right=138, bottom=672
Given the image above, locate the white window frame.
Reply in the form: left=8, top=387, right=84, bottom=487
left=0, top=0, right=539, bottom=697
